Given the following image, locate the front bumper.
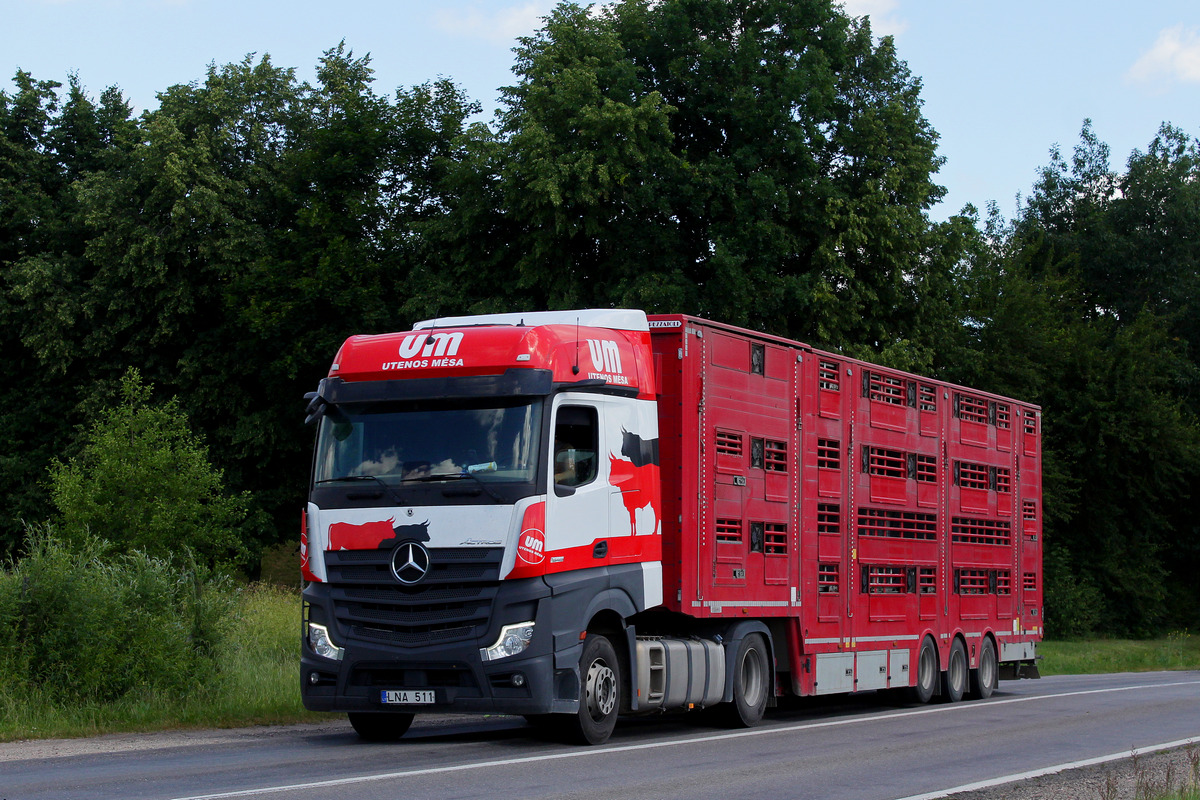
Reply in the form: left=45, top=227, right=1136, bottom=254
left=300, top=576, right=580, bottom=716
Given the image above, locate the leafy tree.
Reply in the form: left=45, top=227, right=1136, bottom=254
left=48, top=369, right=249, bottom=568
left=0, top=72, right=137, bottom=556
left=958, top=124, right=1200, bottom=634
left=486, top=0, right=959, bottom=369
left=1, top=53, right=486, bottom=560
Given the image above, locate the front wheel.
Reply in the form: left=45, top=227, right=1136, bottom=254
left=348, top=711, right=415, bottom=742
left=567, top=634, right=621, bottom=745
left=721, top=633, right=770, bottom=727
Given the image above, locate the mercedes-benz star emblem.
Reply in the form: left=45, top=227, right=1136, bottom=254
left=390, top=542, right=431, bottom=585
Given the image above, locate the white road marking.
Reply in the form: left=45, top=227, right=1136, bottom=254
left=892, top=736, right=1200, bottom=800
left=167, top=678, right=1200, bottom=800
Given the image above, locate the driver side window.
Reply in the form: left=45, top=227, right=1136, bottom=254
left=554, top=405, right=598, bottom=493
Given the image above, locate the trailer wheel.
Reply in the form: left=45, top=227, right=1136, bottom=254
left=943, top=638, right=967, bottom=703
left=348, top=711, right=415, bottom=741
left=567, top=634, right=621, bottom=745
left=723, top=633, right=770, bottom=727
left=912, top=636, right=938, bottom=704
left=971, top=637, right=998, bottom=700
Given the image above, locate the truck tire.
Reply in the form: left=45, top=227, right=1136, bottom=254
left=971, top=637, right=998, bottom=700
left=911, top=636, right=938, bottom=704
left=348, top=711, right=415, bottom=741
left=722, top=633, right=770, bottom=727
left=943, top=638, right=968, bottom=703
left=567, top=634, right=621, bottom=745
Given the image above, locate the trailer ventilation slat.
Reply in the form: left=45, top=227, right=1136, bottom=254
left=764, top=440, right=788, bottom=472
left=857, top=508, right=937, bottom=540
left=764, top=523, right=788, bottom=554
left=716, top=430, right=743, bottom=457
left=819, top=361, right=841, bottom=392
left=818, top=563, right=840, bottom=593
left=716, top=518, right=742, bottom=543
left=918, top=384, right=937, bottom=412
left=817, top=440, right=840, bottom=471
left=817, top=503, right=841, bottom=534
left=915, top=454, right=938, bottom=482
left=951, top=517, right=1012, bottom=546
left=919, top=567, right=937, bottom=594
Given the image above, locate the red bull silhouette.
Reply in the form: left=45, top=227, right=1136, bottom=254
left=327, top=518, right=430, bottom=551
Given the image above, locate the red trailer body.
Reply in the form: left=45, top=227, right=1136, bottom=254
left=649, top=315, right=1042, bottom=698
left=300, top=309, right=1041, bottom=745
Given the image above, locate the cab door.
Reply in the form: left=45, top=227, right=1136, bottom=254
left=544, top=397, right=612, bottom=570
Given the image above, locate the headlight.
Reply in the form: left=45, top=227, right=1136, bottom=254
left=480, top=622, right=535, bottom=662
left=307, top=622, right=345, bottom=661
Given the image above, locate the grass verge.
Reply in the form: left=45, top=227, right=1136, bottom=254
left=0, top=584, right=321, bottom=742
left=1039, top=631, right=1200, bottom=675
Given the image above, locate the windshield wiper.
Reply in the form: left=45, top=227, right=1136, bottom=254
left=399, top=473, right=465, bottom=483
left=313, top=474, right=406, bottom=507
left=400, top=471, right=504, bottom=502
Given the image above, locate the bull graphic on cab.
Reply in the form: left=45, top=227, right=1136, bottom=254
left=327, top=518, right=431, bottom=550
left=608, top=427, right=661, bottom=536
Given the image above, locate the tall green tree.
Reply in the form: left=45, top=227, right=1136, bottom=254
left=0, top=73, right=138, bottom=556
left=485, top=0, right=960, bottom=366
left=957, top=124, right=1200, bottom=634
left=0, top=53, right=485, bottom=559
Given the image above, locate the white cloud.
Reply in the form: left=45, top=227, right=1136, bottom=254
left=840, top=0, right=907, bottom=38
left=1127, top=24, right=1200, bottom=88
left=434, top=2, right=556, bottom=44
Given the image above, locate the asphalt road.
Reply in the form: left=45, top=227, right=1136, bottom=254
left=3, top=671, right=1198, bottom=800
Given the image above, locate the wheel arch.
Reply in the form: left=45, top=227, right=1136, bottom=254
left=717, top=620, right=775, bottom=705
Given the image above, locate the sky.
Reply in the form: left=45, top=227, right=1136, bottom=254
left=4, top=0, right=1198, bottom=221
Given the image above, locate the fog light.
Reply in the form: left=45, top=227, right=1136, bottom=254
left=511, top=673, right=526, bottom=688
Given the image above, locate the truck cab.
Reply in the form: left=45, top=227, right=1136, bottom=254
left=300, top=309, right=663, bottom=743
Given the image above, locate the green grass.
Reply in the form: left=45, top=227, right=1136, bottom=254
left=1039, top=630, right=1200, bottom=675
left=0, top=584, right=322, bottom=742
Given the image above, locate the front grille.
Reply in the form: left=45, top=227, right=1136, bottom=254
left=326, top=547, right=504, bottom=647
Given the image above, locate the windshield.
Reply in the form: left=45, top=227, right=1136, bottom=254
left=314, top=398, right=542, bottom=486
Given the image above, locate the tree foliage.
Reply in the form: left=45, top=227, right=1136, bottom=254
left=0, top=528, right=235, bottom=701
left=489, top=0, right=957, bottom=362
left=949, top=123, right=1200, bottom=635
left=1, top=4, right=1198, bottom=635
left=49, top=369, right=249, bottom=567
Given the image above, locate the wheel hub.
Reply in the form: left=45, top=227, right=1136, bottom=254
left=586, top=659, right=617, bottom=719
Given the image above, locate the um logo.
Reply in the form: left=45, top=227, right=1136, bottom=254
left=398, top=332, right=464, bottom=359
left=517, top=527, right=546, bottom=565
left=587, top=339, right=622, bottom=374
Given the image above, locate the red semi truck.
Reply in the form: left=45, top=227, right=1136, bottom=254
left=301, top=309, right=1042, bottom=744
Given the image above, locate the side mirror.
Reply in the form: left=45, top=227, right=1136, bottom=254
left=303, top=391, right=326, bottom=426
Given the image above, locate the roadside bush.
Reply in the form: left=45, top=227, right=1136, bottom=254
left=48, top=368, right=249, bottom=569
left=0, top=527, right=236, bottom=702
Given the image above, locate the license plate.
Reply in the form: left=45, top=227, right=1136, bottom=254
left=381, top=689, right=436, bottom=705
